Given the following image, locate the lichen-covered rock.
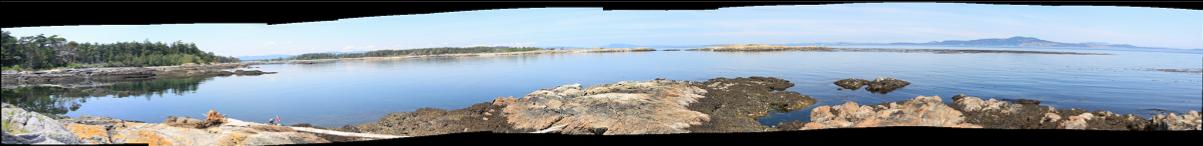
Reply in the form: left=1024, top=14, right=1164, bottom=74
left=1, top=103, right=82, bottom=144
left=1150, top=111, right=1202, bottom=130
left=801, top=96, right=981, bottom=130
left=498, top=79, right=710, bottom=135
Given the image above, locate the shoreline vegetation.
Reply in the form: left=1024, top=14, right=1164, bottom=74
left=2, top=76, right=1198, bottom=145
left=1, top=31, right=239, bottom=71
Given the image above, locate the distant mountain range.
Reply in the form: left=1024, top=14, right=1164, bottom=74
left=884, top=36, right=1157, bottom=49
left=782, top=36, right=1200, bottom=54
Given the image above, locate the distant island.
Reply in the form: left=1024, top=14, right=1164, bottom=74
left=599, top=36, right=1202, bottom=54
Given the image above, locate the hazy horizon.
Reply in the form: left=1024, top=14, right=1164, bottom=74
left=4, top=3, right=1200, bottom=56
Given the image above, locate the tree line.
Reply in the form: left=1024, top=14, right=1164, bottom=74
left=1, top=31, right=239, bottom=70
left=277, top=46, right=547, bottom=61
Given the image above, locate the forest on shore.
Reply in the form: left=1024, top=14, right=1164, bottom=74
left=1, top=31, right=239, bottom=70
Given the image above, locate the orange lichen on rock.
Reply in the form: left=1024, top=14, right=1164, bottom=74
left=127, top=130, right=172, bottom=146
left=66, top=123, right=110, bottom=143
left=217, top=132, right=249, bottom=146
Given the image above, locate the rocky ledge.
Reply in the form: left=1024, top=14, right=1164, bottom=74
left=345, top=77, right=817, bottom=136
left=352, top=76, right=1197, bottom=137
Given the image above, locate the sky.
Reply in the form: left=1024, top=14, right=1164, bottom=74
left=3, top=3, right=1200, bottom=57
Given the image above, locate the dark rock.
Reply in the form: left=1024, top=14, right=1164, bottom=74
left=833, top=78, right=870, bottom=90
left=864, top=77, right=910, bottom=94
left=350, top=103, right=524, bottom=137
left=686, top=76, right=816, bottom=133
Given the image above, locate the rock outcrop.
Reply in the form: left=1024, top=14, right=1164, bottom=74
left=833, top=78, right=869, bottom=90
left=352, top=77, right=818, bottom=136
left=496, top=79, right=710, bottom=135
left=864, top=77, right=910, bottom=94
left=800, top=96, right=981, bottom=129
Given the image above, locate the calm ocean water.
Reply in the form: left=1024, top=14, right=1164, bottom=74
left=5, top=46, right=1201, bottom=127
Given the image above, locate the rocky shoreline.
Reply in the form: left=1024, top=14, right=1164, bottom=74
left=3, top=76, right=1199, bottom=145
left=1, top=63, right=276, bottom=88
left=342, top=76, right=1198, bottom=137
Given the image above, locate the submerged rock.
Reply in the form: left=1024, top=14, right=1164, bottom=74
left=497, top=79, right=710, bottom=135
left=800, top=96, right=981, bottom=130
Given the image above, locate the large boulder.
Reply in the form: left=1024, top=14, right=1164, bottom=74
left=801, top=96, right=981, bottom=129
left=1, top=103, right=83, bottom=144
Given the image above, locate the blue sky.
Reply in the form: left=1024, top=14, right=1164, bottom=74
left=3, top=3, right=1200, bottom=56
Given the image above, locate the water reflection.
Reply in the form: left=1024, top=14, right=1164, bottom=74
left=1, top=76, right=213, bottom=115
